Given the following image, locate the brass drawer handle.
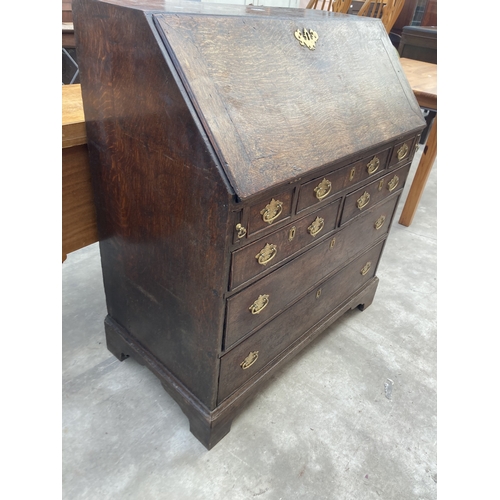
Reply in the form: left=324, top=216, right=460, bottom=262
left=367, top=156, right=380, bottom=175
left=308, top=216, right=325, bottom=237
left=235, top=223, right=246, bottom=239
left=260, top=198, right=283, bottom=224
left=255, top=243, right=278, bottom=266
left=240, top=351, right=259, bottom=370
left=361, top=262, right=371, bottom=276
left=314, top=178, right=332, bottom=201
left=387, top=175, right=399, bottom=192
left=374, top=215, right=386, bottom=230
left=249, top=294, right=269, bottom=315
left=397, top=143, right=409, bottom=161
left=357, top=191, right=370, bottom=210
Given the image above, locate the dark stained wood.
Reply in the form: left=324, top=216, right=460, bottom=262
left=73, top=0, right=426, bottom=449
left=421, top=0, right=437, bottom=27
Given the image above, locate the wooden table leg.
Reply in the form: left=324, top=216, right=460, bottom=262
left=399, top=115, right=437, bottom=227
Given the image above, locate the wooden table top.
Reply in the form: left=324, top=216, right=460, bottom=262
left=399, top=57, right=437, bottom=110
left=62, top=84, right=86, bottom=149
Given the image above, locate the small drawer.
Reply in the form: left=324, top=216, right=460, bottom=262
left=230, top=198, right=341, bottom=290
left=340, top=164, right=410, bottom=226
left=218, top=240, right=385, bottom=403
left=388, top=137, right=417, bottom=168
left=246, top=190, right=294, bottom=236
left=297, top=148, right=390, bottom=213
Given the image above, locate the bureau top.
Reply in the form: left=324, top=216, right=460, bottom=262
left=75, top=0, right=425, bottom=200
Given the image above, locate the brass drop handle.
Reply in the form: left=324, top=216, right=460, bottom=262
left=314, top=179, right=332, bottom=200
left=374, top=215, right=386, bottom=230
left=249, top=294, right=269, bottom=315
left=397, top=143, right=409, bottom=161
left=255, top=243, right=278, bottom=266
left=235, top=223, right=247, bottom=239
left=260, top=199, right=283, bottom=224
left=357, top=192, right=370, bottom=210
left=361, top=262, right=371, bottom=276
left=240, top=351, right=259, bottom=370
left=367, top=156, right=380, bottom=175
left=387, top=175, right=399, bottom=192
left=308, top=217, right=325, bottom=237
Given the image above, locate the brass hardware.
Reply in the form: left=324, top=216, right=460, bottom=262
left=240, top=351, right=259, bottom=370
left=367, top=156, right=380, bottom=175
left=308, top=217, right=325, bottom=237
left=255, top=243, right=278, bottom=266
left=374, top=215, right=386, bottom=230
left=235, top=223, right=246, bottom=239
left=387, top=175, right=399, bottom=192
left=294, top=28, right=319, bottom=50
left=330, top=238, right=336, bottom=249
left=289, top=226, right=296, bottom=241
left=357, top=192, right=370, bottom=210
left=397, top=143, right=409, bottom=161
left=415, top=143, right=419, bottom=154
left=378, top=180, right=384, bottom=191
left=316, top=289, right=322, bottom=299
left=249, top=294, right=269, bottom=315
left=260, top=198, right=283, bottom=224
left=349, top=168, right=356, bottom=181
left=361, top=262, right=371, bottom=276
left=314, top=178, right=332, bottom=200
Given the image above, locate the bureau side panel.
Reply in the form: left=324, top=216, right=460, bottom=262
left=73, top=0, right=232, bottom=410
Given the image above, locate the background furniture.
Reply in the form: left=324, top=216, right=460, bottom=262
left=305, top=0, right=351, bottom=12
left=357, top=0, right=406, bottom=33
left=397, top=57, right=437, bottom=227
left=62, top=84, right=98, bottom=262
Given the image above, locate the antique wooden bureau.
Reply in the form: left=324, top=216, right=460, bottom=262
left=73, top=0, right=426, bottom=449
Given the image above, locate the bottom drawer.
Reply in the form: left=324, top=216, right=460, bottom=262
left=217, top=239, right=385, bottom=403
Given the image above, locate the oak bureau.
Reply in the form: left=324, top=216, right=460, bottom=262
left=73, top=0, right=426, bottom=449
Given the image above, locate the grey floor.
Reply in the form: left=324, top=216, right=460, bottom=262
left=62, top=148, right=437, bottom=500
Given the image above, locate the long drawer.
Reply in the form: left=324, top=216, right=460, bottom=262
left=224, top=194, right=398, bottom=349
left=218, top=240, right=385, bottom=403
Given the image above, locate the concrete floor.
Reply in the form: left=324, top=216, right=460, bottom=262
left=62, top=148, right=437, bottom=500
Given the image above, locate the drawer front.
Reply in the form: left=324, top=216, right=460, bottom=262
left=218, top=240, right=385, bottom=403
left=340, top=164, right=410, bottom=226
left=297, top=148, right=391, bottom=213
left=388, top=137, right=417, bottom=168
left=230, top=198, right=341, bottom=290
left=225, top=195, right=394, bottom=348
left=247, top=190, right=294, bottom=236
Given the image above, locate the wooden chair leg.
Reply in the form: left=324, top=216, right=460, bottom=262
left=399, top=115, right=437, bottom=227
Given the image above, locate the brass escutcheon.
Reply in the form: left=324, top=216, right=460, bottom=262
left=367, top=156, right=380, bottom=175
left=235, top=223, right=247, bottom=239
left=308, top=216, right=325, bottom=237
left=387, top=175, right=399, bottom=192
left=378, top=180, right=384, bottom=191
left=374, top=215, right=386, bottom=230
left=397, top=143, right=409, bottom=161
left=330, top=237, right=336, bottom=249
left=314, top=178, right=332, bottom=200
left=261, top=198, right=283, bottom=224
left=357, top=192, right=370, bottom=210
left=361, top=262, right=371, bottom=276
left=256, top=243, right=278, bottom=266
left=240, top=351, right=259, bottom=370
left=249, top=294, right=269, bottom=315
left=294, top=28, right=319, bottom=50
left=316, top=288, right=322, bottom=299
left=289, top=226, right=296, bottom=241
left=349, top=167, right=356, bottom=181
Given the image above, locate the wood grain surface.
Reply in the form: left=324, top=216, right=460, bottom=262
left=155, top=13, right=424, bottom=199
